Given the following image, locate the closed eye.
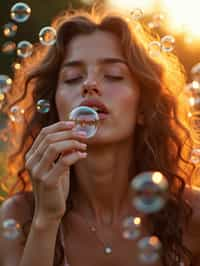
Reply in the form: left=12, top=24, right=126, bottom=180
left=105, top=75, right=124, bottom=81
left=64, top=77, right=83, bottom=84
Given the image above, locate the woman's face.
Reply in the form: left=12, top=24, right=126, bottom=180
left=55, top=30, right=140, bottom=144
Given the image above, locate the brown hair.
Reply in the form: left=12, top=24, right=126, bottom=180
left=1, top=5, right=195, bottom=266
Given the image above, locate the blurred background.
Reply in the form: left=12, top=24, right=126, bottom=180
left=0, top=0, right=200, bottom=199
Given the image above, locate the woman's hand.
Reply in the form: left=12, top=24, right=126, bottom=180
left=25, top=121, right=87, bottom=225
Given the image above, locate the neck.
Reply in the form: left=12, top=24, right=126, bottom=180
left=71, top=137, right=136, bottom=227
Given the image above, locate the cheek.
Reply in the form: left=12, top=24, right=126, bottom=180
left=55, top=88, right=72, bottom=121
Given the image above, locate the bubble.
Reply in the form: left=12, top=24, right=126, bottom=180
left=3, top=22, right=18, bottom=38
left=190, top=148, right=200, bottom=164
left=0, top=75, right=12, bottom=93
left=1, top=218, right=21, bottom=240
left=148, top=13, right=165, bottom=29
left=12, top=62, right=21, bottom=72
left=9, top=105, right=24, bottom=122
left=1, top=41, right=16, bottom=54
left=36, top=99, right=50, bottom=113
left=39, top=26, right=57, bottom=46
left=138, top=236, right=162, bottom=264
left=161, top=35, right=175, bottom=52
left=17, top=41, right=33, bottom=58
left=191, top=63, right=200, bottom=82
left=185, top=82, right=200, bottom=94
left=148, top=41, right=161, bottom=57
left=10, top=2, right=31, bottom=23
left=69, top=106, right=99, bottom=138
left=122, top=216, right=142, bottom=240
left=188, top=111, right=200, bottom=144
left=131, top=171, right=168, bottom=214
left=130, top=8, right=143, bottom=20
left=188, top=96, right=200, bottom=107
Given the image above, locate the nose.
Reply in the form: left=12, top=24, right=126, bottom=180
left=81, top=80, right=101, bottom=97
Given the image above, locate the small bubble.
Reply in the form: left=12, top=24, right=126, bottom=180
left=36, top=99, right=50, bottom=113
left=0, top=75, right=12, bottom=93
left=39, top=26, right=57, bottom=46
left=148, top=41, right=161, bottom=57
left=17, top=40, right=33, bottom=58
left=1, top=41, right=16, bottom=54
left=3, top=22, right=18, bottom=38
left=9, top=105, right=24, bottom=122
left=161, top=35, right=175, bottom=52
left=138, top=236, right=162, bottom=264
left=122, top=216, right=141, bottom=240
left=10, top=2, right=31, bottom=23
left=69, top=106, right=99, bottom=138
left=130, top=8, right=143, bottom=20
left=1, top=218, right=21, bottom=240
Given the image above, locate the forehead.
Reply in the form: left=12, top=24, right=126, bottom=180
left=64, top=30, right=124, bottom=63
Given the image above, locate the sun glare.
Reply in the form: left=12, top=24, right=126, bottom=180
left=106, top=0, right=200, bottom=39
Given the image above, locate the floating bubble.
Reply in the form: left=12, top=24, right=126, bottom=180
left=191, top=63, right=200, bottom=83
left=69, top=106, right=99, bottom=138
left=1, top=218, right=21, bottom=240
left=0, top=75, right=12, bottom=93
left=148, top=13, right=165, bottom=29
left=161, top=35, right=175, bottom=52
left=10, top=2, right=31, bottom=23
left=190, top=148, right=200, bottom=164
left=148, top=41, right=161, bottom=57
left=17, top=41, right=33, bottom=58
left=188, top=96, right=200, bottom=107
left=188, top=111, right=200, bottom=144
left=3, top=22, right=18, bottom=38
left=131, top=171, right=168, bottom=214
left=1, top=41, right=16, bottom=54
left=130, top=8, right=143, bottom=20
left=138, top=236, right=162, bottom=264
left=9, top=105, right=24, bottom=122
left=36, top=99, right=50, bottom=113
left=39, top=26, right=57, bottom=46
left=122, top=216, right=141, bottom=240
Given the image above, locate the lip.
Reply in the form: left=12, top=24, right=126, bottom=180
left=78, top=98, right=109, bottom=114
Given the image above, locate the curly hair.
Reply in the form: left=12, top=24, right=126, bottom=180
left=0, top=4, right=196, bottom=266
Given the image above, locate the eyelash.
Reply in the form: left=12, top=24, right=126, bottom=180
left=64, top=75, right=124, bottom=84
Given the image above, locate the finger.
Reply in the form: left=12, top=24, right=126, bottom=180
left=32, top=129, right=87, bottom=162
left=35, top=140, right=87, bottom=174
left=25, top=121, right=75, bottom=159
left=42, top=151, right=88, bottom=188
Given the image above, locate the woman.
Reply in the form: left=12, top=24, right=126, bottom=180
left=0, top=6, right=200, bottom=266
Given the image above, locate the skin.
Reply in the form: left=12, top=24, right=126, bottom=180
left=55, top=30, right=141, bottom=228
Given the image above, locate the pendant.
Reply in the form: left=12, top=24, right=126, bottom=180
left=104, top=246, right=112, bottom=254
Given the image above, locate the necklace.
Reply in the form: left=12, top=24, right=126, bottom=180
left=70, top=212, right=113, bottom=255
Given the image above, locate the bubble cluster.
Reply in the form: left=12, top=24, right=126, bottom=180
left=131, top=171, right=168, bottom=214
left=17, top=40, right=33, bottom=58
left=36, top=99, right=50, bottom=113
left=1, top=218, right=21, bottom=240
left=69, top=106, right=99, bottom=138
left=39, top=26, right=57, bottom=46
left=10, top=2, right=31, bottom=23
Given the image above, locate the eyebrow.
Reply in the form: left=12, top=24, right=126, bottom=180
left=62, top=57, right=129, bottom=68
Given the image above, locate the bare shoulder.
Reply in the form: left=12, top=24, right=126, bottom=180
left=183, top=185, right=200, bottom=260
left=0, top=191, right=34, bottom=266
